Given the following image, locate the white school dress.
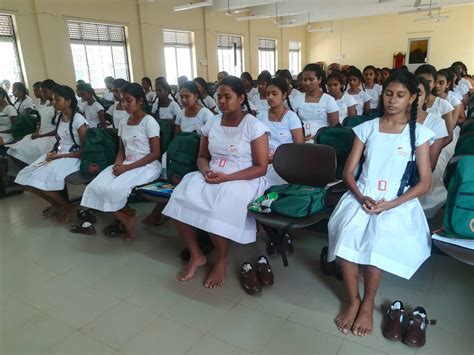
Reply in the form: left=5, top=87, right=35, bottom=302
left=286, top=88, right=303, bottom=111
left=162, top=114, right=269, bottom=244
left=7, top=105, right=57, bottom=164
left=151, top=100, right=180, bottom=120
left=175, top=107, right=214, bottom=135
left=15, top=113, right=88, bottom=191
left=246, top=87, right=258, bottom=101
left=201, top=95, right=217, bottom=112
left=336, top=93, right=358, bottom=122
left=251, top=95, right=269, bottom=114
left=145, top=91, right=156, bottom=107
left=347, top=89, right=371, bottom=115
left=13, top=96, right=34, bottom=115
left=328, top=118, right=435, bottom=279
left=34, top=99, right=49, bottom=111
left=294, top=93, right=339, bottom=139
left=103, top=90, right=115, bottom=102
left=426, top=97, right=454, bottom=117
left=459, top=78, right=472, bottom=92
left=83, top=101, right=104, bottom=127
left=107, top=102, right=129, bottom=128
left=81, top=115, right=161, bottom=212
left=446, top=91, right=461, bottom=109
left=364, top=84, right=382, bottom=110
left=77, top=99, right=87, bottom=114
left=258, top=109, right=301, bottom=187
left=0, top=104, right=17, bottom=144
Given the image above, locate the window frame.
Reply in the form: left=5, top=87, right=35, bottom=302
left=258, top=37, right=277, bottom=74
left=217, top=33, right=244, bottom=76
left=163, top=29, right=195, bottom=85
left=288, top=41, right=301, bottom=76
left=0, top=13, right=24, bottom=84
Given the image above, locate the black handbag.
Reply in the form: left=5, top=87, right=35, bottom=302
left=397, top=123, right=419, bottom=196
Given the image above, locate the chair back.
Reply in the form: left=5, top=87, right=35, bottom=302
left=273, top=143, right=336, bottom=187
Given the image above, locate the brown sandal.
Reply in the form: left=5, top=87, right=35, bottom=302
left=256, top=256, right=274, bottom=286
left=403, top=306, right=436, bottom=348
left=241, top=262, right=262, bottom=295
left=382, top=300, right=405, bottom=341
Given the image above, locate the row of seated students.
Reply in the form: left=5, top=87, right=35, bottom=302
left=1, top=60, right=473, bottom=338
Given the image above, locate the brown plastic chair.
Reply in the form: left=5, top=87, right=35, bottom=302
left=250, top=143, right=337, bottom=266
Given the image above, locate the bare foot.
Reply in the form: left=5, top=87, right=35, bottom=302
left=142, top=213, right=167, bottom=226
left=335, top=298, right=361, bottom=334
left=115, top=211, right=135, bottom=241
left=42, top=205, right=58, bottom=219
left=177, top=255, right=207, bottom=282
left=204, top=259, right=227, bottom=289
left=352, top=301, right=374, bottom=337
left=55, top=206, right=74, bottom=224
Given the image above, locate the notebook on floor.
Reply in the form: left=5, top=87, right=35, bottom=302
left=432, top=232, right=474, bottom=250
left=137, top=181, right=175, bottom=197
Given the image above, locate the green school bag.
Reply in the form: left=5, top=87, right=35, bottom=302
left=11, top=109, right=40, bottom=140
left=454, top=132, right=474, bottom=156
left=80, top=128, right=117, bottom=175
left=166, top=132, right=200, bottom=184
left=156, top=119, right=175, bottom=154
left=342, top=115, right=374, bottom=128
left=249, top=184, right=326, bottom=218
left=443, top=155, right=474, bottom=239
left=314, top=125, right=355, bottom=179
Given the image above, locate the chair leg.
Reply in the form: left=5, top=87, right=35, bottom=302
left=262, top=225, right=289, bottom=267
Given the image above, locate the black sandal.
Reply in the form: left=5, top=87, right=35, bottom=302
left=77, top=209, right=97, bottom=224
left=69, top=222, right=96, bottom=235
left=103, top=220, right=124, bottom=237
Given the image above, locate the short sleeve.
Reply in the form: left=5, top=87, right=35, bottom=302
left=175, top=109, right=184, bottom=125
left=24, top=96, right=35, bottom=109
left=94, top=101, right=104, bottom=112
left=72, top=113, right=88, bottom=131
left=201, top=115, right=218, bottom=137
left=6, top=105, right=17, bottom=117
left=346, top=94, right=357, bottom=107
left=352, top=119, right=375, bottom=143
left=207, top=96, right=217, bottom=108
left=415, top=123, right=436, bottom=147
left=200, top=107, right=214, bottom=125
left=440, top=99, right=454, bottom=115
left=362, top=91, right=371, bottom=103
left=170, top=101, right=181, bottom=116
left=145, top=115, right=160, bottom=138
left=325, top=94, right=339, bottom=113
left=248, top=115, right=269, bottom=141
left=286, top=111, right=303, bottom=130
left=449, top=95, right=461, bottom=107
left=376, top=84, right=383, bottom=96
left=107, top=103, right=115, bottom=116
left=431, top=118, right=448, bottom=140
left=118, top=116, right=126, bottom=137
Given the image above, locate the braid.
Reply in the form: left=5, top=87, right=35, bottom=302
left=286, top=96, right=294, bottom=112
left=243, top=95, right=252, bottom=115
left=409, top=95, right=419, bottom=156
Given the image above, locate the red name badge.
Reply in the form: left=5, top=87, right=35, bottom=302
left=378, top=180, right=387, bottom=191
left=218, top=158, right=227, bottom=167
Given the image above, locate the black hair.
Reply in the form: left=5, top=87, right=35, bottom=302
left=12, top=82, right=29, bottom=97
left=451, top=61, right=467, bottom=76
left=33, top=81, right=42, bottom=89
left=297, top=72, right=303, bottom=79
left=363, top=65, right=377, bottom=74
left=327, top=71, right=345, bottom=93
left=416, top=76, right=430, bottom=111
left=275, top=69, right=282, bottom=77
left=257, top=71, right=272, bottom=84
left=414, top=64, right=437, bottom=81
left=378, top=70, right=419, bottom=153
left=193, top=77, right=211, bottom=108
left=218, top=71, right=229, bottom=77
left=180, top=81, right=205, bottom=109
left=121, top=82, right=148, bottom=112
left=52, top=85, right=79, bottom=126
left=346, top=67, right=365, bottom=91
left=40, top=79, right=57, bottom=91
left=220, top=76, right=252, bottom=114
left=154, top=77, right=179, bottom=119
left=112, top=78, right=128, bottom=89
left=141, top=76, right=153, bottom=90
left=303, top=63, right=328, bottom=93
left=0, top=87, right=13, bottom=106
left=277, top=69, right=292, bottom=82
left=76, top=83, right=101, bottom=103
left=77, top=79, right=86, bottom=85
left=104, top=76, right=114, bottom=84
left=437, top=68, right=455, bottom=92
left=240, top=72, right=253, bottom=83
left=268, top=77, right=294, bottom=111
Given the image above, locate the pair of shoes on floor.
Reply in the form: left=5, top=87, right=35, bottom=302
left=382, top=300, right=437, bottom=348
left=241, top=256, right=274, bottom=295
left=319, top=246, right=343, bottom=280
left=69, top=209, right=97, bottom=235
left=266, top=233, right=294, bottom=256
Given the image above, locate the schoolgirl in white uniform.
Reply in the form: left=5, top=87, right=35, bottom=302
left=141, top=77, right=156, bottom=107
left=251, top=71, right=272, bottom=115
left=32, top=81, right=48, bottom=110
left=0, top=88, right=17, bottom=146
left=276, top=69, right=304, bottom=111
left=12, top=82, right=34, bottom=115
left=8, top=80, right=59, bottom=164
left=151, top=78, right=181, bottom=121
left=434, top=68, right=465, bottom=125
left=105, top=78, right=129, bottom=128
left=15, top=85, right=88, bottom=224
left=241, top=72, right=258, bottom=101
left=258, top=77, right=304, bottom=186
left=294, top=63, right=339, bottom=141
left=346, top=68, right=371, bottom=115
left=175, top=81, right=214, bottom=135
left=163, top=76, right=269, bottom=289
left=81, top=83, right=161, bottom=240
left=77, top=83, right=105, bottom=128
left=328, top=70, right=434, bottom=337
left=193, top=77, right=217, bottom=114
left=327, top=71, right=357, bottom=122
left=103, top=76, right=115, bottom=102
left=363, top=66, right=383, bottom=111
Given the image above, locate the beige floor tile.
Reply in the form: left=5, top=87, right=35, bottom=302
left=80, top=301, right=159, bottom=349
left=0, top=295, right=45, bottom=335
left=120, top=316, right=202, bottom=355
left=186, top=335, right=251, bottom=355
left=209, top=304, right=285, bottom=353
left=337, top=340, right=388, bottom=355
left=45, top=330, right=117, bottom=355
left=415, top=325, right=474, bottom=355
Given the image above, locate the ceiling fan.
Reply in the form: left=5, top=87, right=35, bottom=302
left=414, top=7, right=449, bottom=21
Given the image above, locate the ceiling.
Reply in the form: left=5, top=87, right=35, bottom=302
left=206, top=0, right=473, bottom=26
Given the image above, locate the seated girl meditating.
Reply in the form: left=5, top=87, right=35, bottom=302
left=15, top=85, right=88, bottom=224
left=328, top=70, right=434, bottom=337
left=105, top=78, right=129, bottom=128
left=80, top=83, right=162, bottom=241
left=162, top=76, right=269, bottom=289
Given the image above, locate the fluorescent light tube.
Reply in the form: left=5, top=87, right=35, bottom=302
left=173, top=1, right=213, bottom=11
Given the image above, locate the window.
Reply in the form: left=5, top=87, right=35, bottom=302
left=163, top=30, right=194, bottom=85
left=0, top=14, right=23, bottom=86
left=67, top=21, right=130, bottom=89
left=217, top=34, right=243, bottom=76
left=258, top=38, right=276, bottom=74
left=289, top=41, right=301, bottom=76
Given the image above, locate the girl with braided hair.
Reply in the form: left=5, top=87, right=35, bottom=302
left=327, top=70, right=435, bottom=337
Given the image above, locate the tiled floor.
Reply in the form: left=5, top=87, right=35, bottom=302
left=1, top=191, right=473, bottom=355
